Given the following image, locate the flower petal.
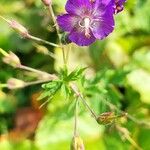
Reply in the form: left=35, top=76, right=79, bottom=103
left=92, top=4, right=115, bottom=39
left=65, top=0, right=92, bottom=15
left=92, top=0, right=114, bottom=10
left=92, top=0, right=115, bottom=17
left=57, top=14, right=79, bottom=32
left=69, top=27, right=96, bottom=46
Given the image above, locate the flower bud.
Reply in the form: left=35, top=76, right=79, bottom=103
left=96, top=112, right=115, bottom=125
left=71, top=136, right=85, bottom=150
left=9, top=20, right=29, bottom=37
left=3, top=51, right=21, bottom=68
left=41, top=0, right=51, bottom=6
left=7, top=78, right=25, bottom=89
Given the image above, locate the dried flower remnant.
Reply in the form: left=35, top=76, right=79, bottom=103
left=71, top=135, right=85, bottom=150
left=0, top=16, right=29, bottom=37
left=3, top=51, right=21, bottom=68
left=9, top=20, right=29, bottom=37
left=96, top=112, right=127, bottom=125
left=97, top=112, right=115, bottom=125
left=7, top=78, right=25, bottom=89
left=57, top=0, right=115, bottom=46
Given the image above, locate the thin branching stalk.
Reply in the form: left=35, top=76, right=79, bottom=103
left=0, top=15, right=10, bottom=24
left=116, top=125, right=143, bottom=150
left=0, top=16, right=59, bottom=48
left=24, top=79, right=54, bottom=87
left=74, top=98, right=79, bottom=137
left=27, top=34, right=60, bottom=47
left=79, top=95, right=97, bottom=120
left=39, top=98, right=52, bottom=109
left=0, top=48, right=9, bottom=57
left=0, top=84, right=7, bottom=88
left=102, top=98, right=150, bottom=128
left=18, top=64, right=56, bottom=79
left=48, top=4, right=67, bottom=65
left=66, top=45, right=71, bottom=64
left=70, top=83, right=97, bottom=120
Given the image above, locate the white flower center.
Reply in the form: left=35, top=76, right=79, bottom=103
left=79, top=17, right=91, bottom=38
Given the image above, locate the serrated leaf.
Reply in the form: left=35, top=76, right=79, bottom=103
left=67, top=67, right=87, bottom=81
left=37, top=91, right=50, bottom=101
left=39, top=81, right=62, bottom=102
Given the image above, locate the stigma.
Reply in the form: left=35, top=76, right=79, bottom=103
left=83, top=17, right=91, bottom=38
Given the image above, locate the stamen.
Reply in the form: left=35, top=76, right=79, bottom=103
left=89, top=0, right=95, bottom=3
left=78, top=17, right=91, bottom=38
left=85, top=28, right=91, bottom=38
left=84, top=18, right=91, bottom=38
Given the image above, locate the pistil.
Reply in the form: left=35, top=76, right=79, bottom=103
left=84, top=17, right=91, bottom=38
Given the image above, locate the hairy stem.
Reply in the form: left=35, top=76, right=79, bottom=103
left=116, top=125, right=142, bottom=150
left=79, top=95, right=97, bottom=120
left=0, top=48, right=9, bottom=57
left=24, top=79, right=53, bottom=87
left=66, top=45, right=71, bottom=64
left=102, top=98, right=150, bottom=128
left=48, top=4, right=67, bottom=65
left=18, top=64, right=57, bottom=80
left=27, top=34, right=60, bottom=47
left=70, top=83, right=97, bottom=120
left=74, top=98, right=79, bottom=137
left=0, top=84, right=7, bottom=88
left=0, top=15, right=59, bottom=48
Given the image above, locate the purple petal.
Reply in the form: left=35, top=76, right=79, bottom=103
left=69, top=27, right=96, bottom=46
left=92, top=0, right=115, bottom=17
left=102, top=0, right=114, bottom=6
left=57, top=14, right=79, bottom=32
left=92, top=4, right=115, bottom=39
left=65, top=0, right=92, bottom=15
left=116, top=0, right=126, bottom=5
left=93, top=0, right=114, bottom=10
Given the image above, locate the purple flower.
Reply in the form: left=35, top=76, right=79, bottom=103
left=57, top=0, right=115, bottom=46
left=114, top=0, right=126, bottom=14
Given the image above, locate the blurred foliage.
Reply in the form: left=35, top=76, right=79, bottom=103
left=0, top=0, right=150, bottom=150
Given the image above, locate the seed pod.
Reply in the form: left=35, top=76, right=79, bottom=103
left=9, top=20, right=29, bottom=37
left=41, top=0, right=51, bottom=6
left=7, top=78, right=25, bottom=89
left=3, top=51, right=21, bottom=68
left=96, top=112, right=115, bottom=125
left=71, top=136, right=85, bottom=150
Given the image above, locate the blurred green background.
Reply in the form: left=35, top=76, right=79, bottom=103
left=0, top=0, right=150, bottom=150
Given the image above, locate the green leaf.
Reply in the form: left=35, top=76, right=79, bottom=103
left=39, top=81, right=62, bottom=103
left=66, top=67, right=87, bottom=81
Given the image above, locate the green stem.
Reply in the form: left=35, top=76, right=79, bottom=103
left=0, top=16, right=59, bottom=48
left=19, top=65, right=48, bottom=74
left=70, top=83, right=97, bottom=120
left=79, top=95, right=97, bottom=120
left=18, top=65, right=57, bottom=80
left=0, top=48, right=9, bottom=57
left=102, top=98, right=150, bottom=128
left=66, top=45, right=71, bottom=65
left=25, top=79, right=53, bottom=87
left=48, top=4, right=67, bottom=65
left=27, top=35, right=60, bottom=47
left=74, top=99, right=78, bottom=137
left=0, top=15, right=10, bottom=24
left=0, top=84, right=7, bottom=88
